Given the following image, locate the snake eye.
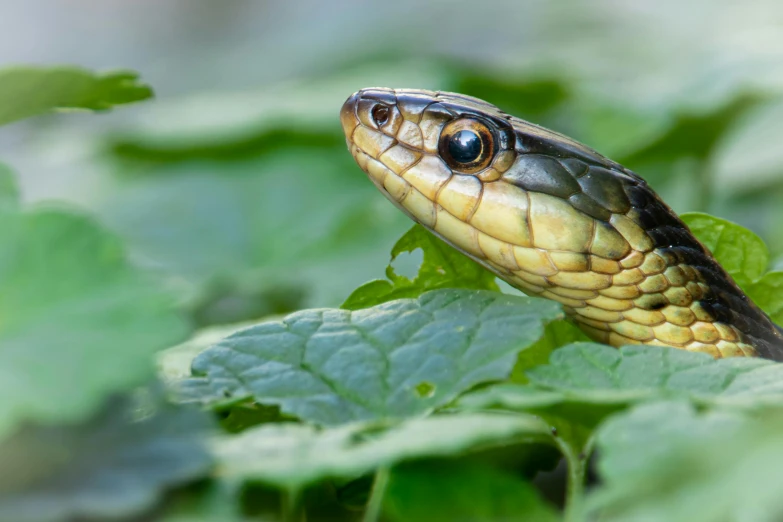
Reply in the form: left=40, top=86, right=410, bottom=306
left=439, top=118, right=495, bottom=174
left=371, top=104, right=390, bottom=127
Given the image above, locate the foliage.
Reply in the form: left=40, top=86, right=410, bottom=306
left=3, top=48, right=783, bottom=522
left=682, top=212, right=783, bottom=324
left=342, top=224, right=499, bottom=310
left=180, top=289, right=561, bottom=424
left=0, top=66, right=152, bottom=125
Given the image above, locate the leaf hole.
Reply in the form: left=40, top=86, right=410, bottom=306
left=414, top=381, right=436, bottom=398
left=391, top=248, right=423, bottom=280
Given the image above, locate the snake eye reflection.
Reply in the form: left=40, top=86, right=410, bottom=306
left=439, top=118, right=495, bottom=174
left=371, top=104, right=390, bottom=127
left=448, top=130, right=482, bottom=163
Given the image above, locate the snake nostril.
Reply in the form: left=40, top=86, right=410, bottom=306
left=340, top=92, right=360, bottom=135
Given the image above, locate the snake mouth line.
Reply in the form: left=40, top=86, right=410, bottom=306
left=340, top=87, right=783, bottom=360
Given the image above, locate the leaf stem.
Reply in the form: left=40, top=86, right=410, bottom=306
left=281, top=487, right=304, bottom=522
left=555, top=434, right=593, bottom=522
left=363, top=467, right=391, bottom=522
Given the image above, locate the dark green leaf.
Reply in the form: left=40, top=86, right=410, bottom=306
left=0, top=168, right=189, bottom=437
left=0, top=66, right=152, bottom=126
left=342, top=225, right=498, bottom=310
left=212, top=413, right=552, bottom=490
left=511, top=320, right=589, bottom=384
left=181, top=289, right=562, bottom=426
left=0, top=397, right=213, bottom=522
left=383, top=460, right=559, bottom=522
left=159, top=481, right=253, bottom=522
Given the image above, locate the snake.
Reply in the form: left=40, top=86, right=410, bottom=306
left=340, top=88, right=783, bottom=361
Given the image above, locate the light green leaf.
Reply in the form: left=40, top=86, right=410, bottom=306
left=212, top=413, right=551, bottom=490
left=460, top=342, right=783, bottom=436
left=342, top=225, right=498, bottom=310
left=0, top=66, right=152, bottom=126
left=594, top=401, right=744, bottom=485
left=180, top=289, right=562, bottom=426
left=158, top=321, right=259, bottom=384
left=0, top=396, right=213, bottom=522
left=586, top=401, right=783, bottom=522
left=526, top=343, right=783, bottom=404
left=681, top=212, right=768, bottom=288
left=0, top=167, right=189, bottom=438
left=383, top=460, right=559, bottom=522
left=714, top=98, right=783, bottom=193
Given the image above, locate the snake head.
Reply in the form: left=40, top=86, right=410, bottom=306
left=341, top=88, right=521, bottom=251
left=340, top=88, right=643, bottom=273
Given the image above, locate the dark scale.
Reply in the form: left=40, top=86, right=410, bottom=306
left=508, top=124, right=783, bottom=360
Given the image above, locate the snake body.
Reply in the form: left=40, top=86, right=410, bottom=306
left=340, top=88, right=783, bottom=360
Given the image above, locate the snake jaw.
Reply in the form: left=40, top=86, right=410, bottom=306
left=341, top=88, right=783, bottom=360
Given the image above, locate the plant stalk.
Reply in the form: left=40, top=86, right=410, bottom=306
left=363, top=467, right=391, bottom=522
left=281, top=487, right=305, bottom=522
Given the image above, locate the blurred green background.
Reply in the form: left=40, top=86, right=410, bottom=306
left=2, top=0, right=783, bottom=329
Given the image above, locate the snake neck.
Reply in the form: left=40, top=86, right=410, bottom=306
left=499, top=123, right=783, bottom=360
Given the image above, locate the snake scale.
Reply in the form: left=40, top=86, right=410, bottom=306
left=340, top=88, right=783, bottom=361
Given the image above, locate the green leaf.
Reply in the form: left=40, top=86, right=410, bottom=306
left=181, top=289, right=562, bottom=426
left=681, top=212, right=769, bottom=288
left=0, top=168, right=189, bottom=438
left=212, top=413, right=552, bottom=491
left=342, top=225, right=498, bottom=310
left=0, top=66, right=152, bottom=126
left=749, top=272, right=783, bottom=325
left=383, top=460, right=559, bottom=522
left=681, top=212, right=783, bottom=325
left=0, top=396, right=213, bottom=522
left=585, top=401, right=783, bottom=522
